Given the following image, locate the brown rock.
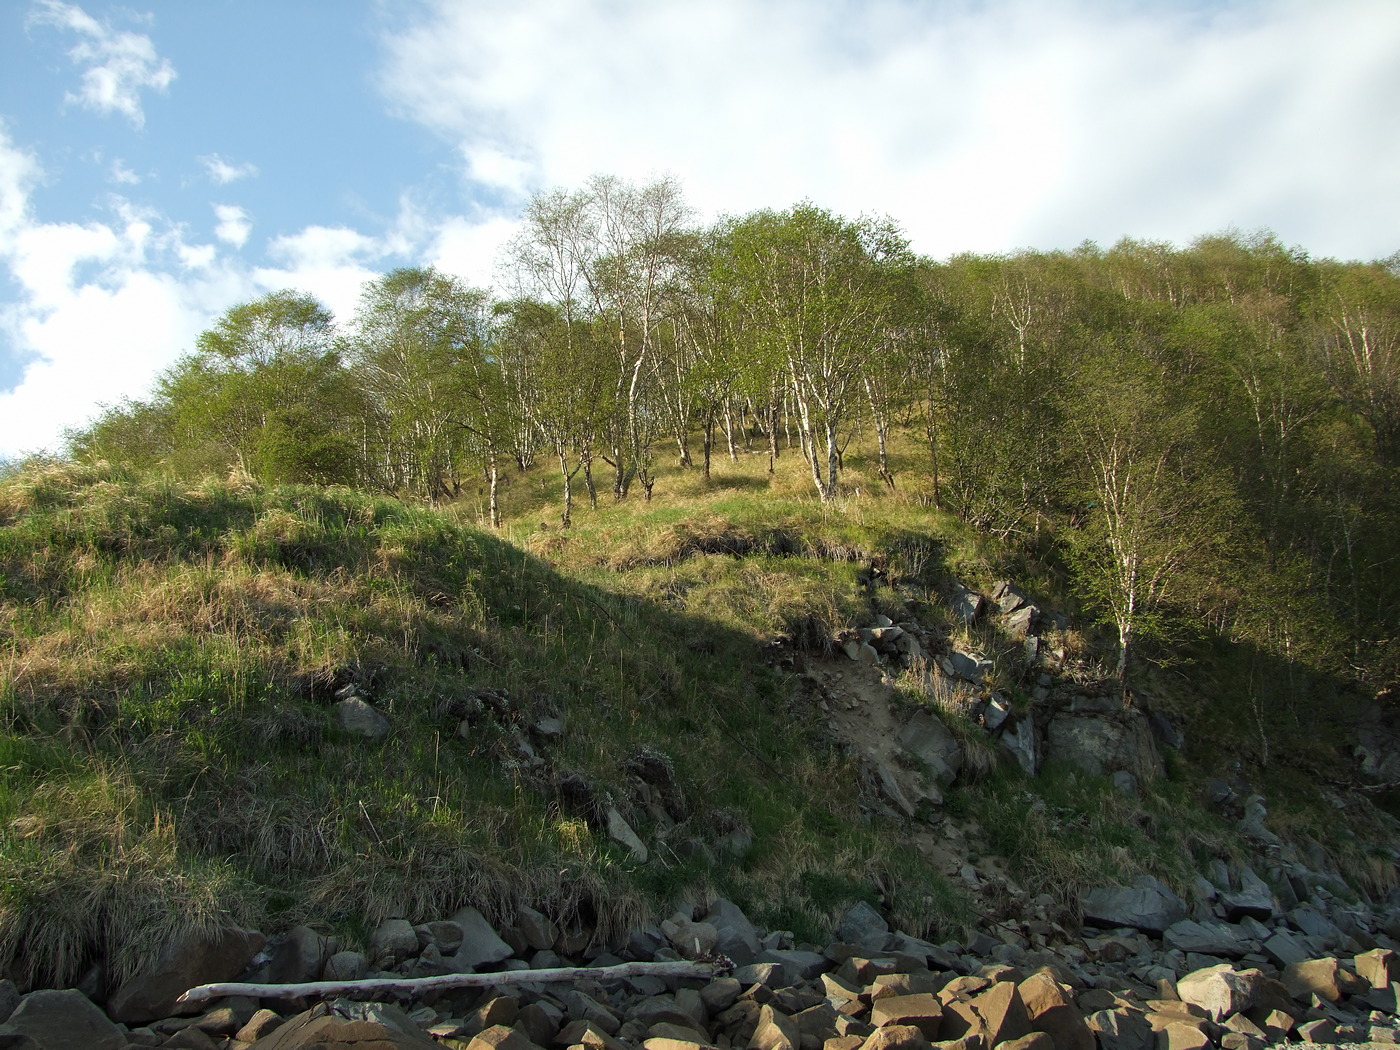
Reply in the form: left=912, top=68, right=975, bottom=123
left=1018, top=972, right=1094, bottom=1050
left=858, top=1024, right=932, bottom=1050
left=1219, top=1036, right=1262, bottom=1050
left=751, top=1005, right=801, bottom=1050
left=870, top=995, right=942, bottom=1039
left=1241, top=1008, right=1296, bottom=1043
left=941, top=983, right=1031, bottom=1047
left=825, top=1038, right=865, bottom=1050
left=107, top=926, right=266, bottom=1025
left=1295, top=1018, right=1340, bottom=1044
left=1175, top=965, right=1254, bottom=1023
left=236, top=1010, right=286, bottom=1043
left=651, top=1022, right=712, bottom=1045
left=1153, top=1022, right=1211, bottom=1050
left=645, top=1039, right=718, bottom=1050
left=1358, top=948, right=1400, bottom=990
left=469, top=1024, right=548, bottom=1050
left=1283, top=959, right=1344, bottom=1003
left=164, top=1027, right=221, bottom=1050
left=248, top=1009, right=439, bottom=1049
left=555, top=1020, right=629, bottom=1050
left=994, top=1035, right=1053, bottom=1050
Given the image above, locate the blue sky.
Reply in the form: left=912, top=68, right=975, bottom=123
left=2, top=0, right=1398, bottom=458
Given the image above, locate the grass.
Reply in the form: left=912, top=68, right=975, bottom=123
left=0, top=436, right=1392, bottom=991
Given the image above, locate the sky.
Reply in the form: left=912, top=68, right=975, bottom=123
left=1, top=0, right=1398, bottom=459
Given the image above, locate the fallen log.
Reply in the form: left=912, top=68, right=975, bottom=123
left=176, top=958, right=724, bottom=1007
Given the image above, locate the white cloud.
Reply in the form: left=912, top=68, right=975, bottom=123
left=200, top=154, right=259, bottom=185
left=426, top=214, right=519, bottom=290
left=378, top=0, right=1400, bottom=261
left=109, top=158, right=140, bottom=184
left=252, top=226, right=381, bottom=323
left=213, top=204, right=251, bottom=248
left=30, top=0, right=177, bottom=129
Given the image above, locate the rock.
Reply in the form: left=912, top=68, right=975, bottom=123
left=1219, top=869, right=1274, bottom=923
left=1283, top=958, right=1345, bottom=1003
left=1000, top=718, right=1039, bottom=776
left=869, top=994, right=942, bottom=1038
left=667, top=919, right=721, bottom=960
left=267, top=925, right=330, bottom=984
left=897, top=712, right=964, bottom=787
left=1358, top=948, right=1400, bottom=989
left=237, top=1010, right=286, bottom=1043
left=1111, top=771, right=1139, bottom=796
left=323, top=949, right=367, bottom=981
left=998, top=1035, right=1053, bottom=1050
left=1018, top=971, right=1094, bottom=1050
left=1176, top=964, right=1256, bottom=1022
left=3, top=988, right=126, bottom=1050
left=1044, top=709, right=1164, bottom=783
left=992, top=581, right=1030, bottom=614
left=1262, top=931, right=1310, bottom=968
left=447, top=907, right=515, bottom=972
left=0, top=982, right=17, bottom=1024
left=517, top=906, right=560, bottom=952
left=1004, top=605, right=1039, bottom=640
left=760, top=949, right=830, bottom=981
left=1084, top=1009, right=1154, bottom=1050
left=856, top=1024, right=932, bottom=1050
left=334, top=696, right=390, bottom=739
left=940, top=981, right=1031, bottom=1046
left=107, top=925, right=266, bottom=1025
left=950, top=587, right=985, bottom=625
left=835, top=902, right=889, bottom=951
left=1154, top=1021, right=1212, bottom=1050
left=1082, top=878, right=1188, bottom=935
left=606, top=806, right=649, bottom=863
left=751, top=1005, right=801, bottom=1050
left=371, top=918, right=420, bottom=963
left=1295, top=1018, right=1340, bottom=1044
left=1163, top=920, right=1252, bottom=958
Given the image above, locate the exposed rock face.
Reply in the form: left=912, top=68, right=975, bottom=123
left=1044, top=706, right=1164, bottom=782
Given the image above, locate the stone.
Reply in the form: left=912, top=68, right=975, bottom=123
left=107, top=925, right=266, bottom=1025
left=1359, top=948, right=1400, bottom=989
left=237, top=1010, right=286, bottom=1043
left=762, top=949, right=831, bottom=981
left=557, top=1019, right=628, bottom=1050
left=3, top=988, right=126, bottom=1050
left=751, top=1005, right=801, bottom=1050
left=1044, top=709, right=1164, bottom=783
left=1261, top=931, right=1310, bottom=968
left=605, top=806, right=649, bottom=863
left=517, top=906, right=560, bottom=952
left=897, top=712, right=964, bottom=788
left=992, top=580, right=1029, bottom=614
left=1081, top=878, right=1188, bottom=935
left=1295, top=1018, right=1340, bottom=1044
left=869, top=994, right=942, bottom=1038
left=447, top=906, right=515, bottom=972
left=1084, top=1009, right=1154, bottom=1050
left=267, top=925, right=330, bottom=984
left=0, top=982, right=17, bottom=1024
left=1219, top=869, right=1274, bottom=923
left=1004, top=605, right=1038, bottom=640
left=323, top=949, right=367, bottom=981
left=1283, top=958, right=1345, bottom=1003
left=1176, top=964, right=1257, bottom=1021
left=836, top=902, right=890, bottom=951
left=371, top=918, right=420, bottom=962
left=1018, top=971, right=1094, bottom=1050
left=997, top=1035, right=1053, bottom=1050
left=163, top=1027, right=219, bottom=1050
left=1163, top=920, right=1252, bottom=958
left=940, top=982, right=1031, bottom=1046
left=857, top=1024, right=932, bottom=1050
left=951, top=588, right=985, bottom=625
left=999, top=718, right=1039, bottom=777
left=1153, top=1022, right=1211, bottom=1050
left=335, top=696, right=390, bottom=739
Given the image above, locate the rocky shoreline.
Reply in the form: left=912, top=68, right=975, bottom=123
left=4, top=881, right=1400, bottom=1050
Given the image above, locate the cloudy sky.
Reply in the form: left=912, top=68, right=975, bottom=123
left=1, top=0, right=1398, bottom=458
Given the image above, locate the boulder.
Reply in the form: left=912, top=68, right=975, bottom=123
left=992, top=581, right=1030, bottom=614
left=897, top=711, right=964, bottom=787
left=3, top=988, right=126, bottom=1050
left=370, top=918, right=419, bottom=963
left=1176, top=964, right=1256, bottom=1022
left=1282, top=958, right=1347, bottom=1003
left=950, top=588, right=985, bottom=625
left=1044, top=709, right=1164, bottom=783
left=835, top=902, right=889, bottom=951
left=705, top=899, right=762, bottom=967
left=1219, top=869, right=1274, bottom=923
left=1018, top=971, right=1094, bottom=1050
left=1163, top=920, right=1253, bottom=958
left=447, top=907, right=515, bottom=972
left=856, top=1024, right=931, bottom=1050
left=266, top=925, right=330, bottom=984
left=1081, top=877, right=1187, bottom=935
left=940, top=981, right=1031, bottom=1046
left=606, top=806, right=649, bottom=863
left=1085, top=1009, right=1154, bottom=1050
left=334, top=697, right=390, bottom=739
left=1358, top=948, right=1400, bottom=989
left=107, top=925, right=266, bottom=1025
left=868, top=993, right=942, bottom=1038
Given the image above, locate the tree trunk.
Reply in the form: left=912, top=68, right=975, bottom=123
left=487, top=451, right=501, bottom=528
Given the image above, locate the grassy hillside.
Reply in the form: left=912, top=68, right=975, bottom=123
left=0, top=445, right=1393, bottom=992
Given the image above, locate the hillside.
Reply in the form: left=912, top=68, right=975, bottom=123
left=2, top=447, right=1396, bottom=998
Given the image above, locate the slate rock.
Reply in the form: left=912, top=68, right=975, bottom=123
left=897, top=712, right=964, bottom=788
left=1085, top=1009, right=1154, bottom=1050
left=606, top=806, right=649, bottom=863
left=835, top=902, right=890, bottom=951
left=1082, top=878, right=1187, bottom=935
left=267, top=925, right=330, bottom=984
left=1219, top=869, right=1274, bottom=923
left=3, top=988, right=126, bottom=1050
left=1044, top=709, right=1164, bottom=783
left=1163, top=920, right=1252, bottom=958
left=0, top=982, right=17, bottom=1025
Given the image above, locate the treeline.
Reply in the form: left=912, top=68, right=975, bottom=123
left=70, top=175, right=1399, bottom=695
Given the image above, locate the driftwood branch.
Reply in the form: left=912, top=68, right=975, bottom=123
left=176, top=958, right=723, bottom=1007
